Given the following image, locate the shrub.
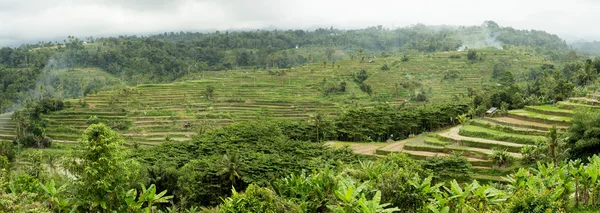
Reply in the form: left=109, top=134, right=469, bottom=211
left=323, top=81, right=347, bottom=95
left=457, top=114, right=469, bottom=124
left=353, top=69, right=369, bottom=84
left=401, top=55, right=410, bottom=62
left=509, top=192, right=561, bottom=213
left=443, top=70, right=461, bottom=80
left=86, top=116, right=101, bottom=125
left=220, top=184, right=300, bottom=213
left=423, top=153, right=472, bottom=181
left=520, top=141, right=550, bottom=165
left=380, top=64, right=390, bottom=71
left=490, top=149, right=513, bottom=167
left=109, top=120, right=131, bottom=131
left=359, top=83, right=372, bottom=95
left=0, top=141, right=15, bottom=162
left=467, top=49, right=482, bottom=61
left=267, top=70, right=286, bottom=76
left=414, top=90, right=429, bottom=102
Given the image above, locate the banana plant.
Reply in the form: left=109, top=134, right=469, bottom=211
left=348, top=160, right=396, bottom=182
left=356, top=191, right=400, bottom=213
left=39, top=180, right=69, bottom=212
left=271, top=169, right=337, bottom=211
left=469, top=183, right=508, bottom=211
left=124, top=184, right=173, bottom=213
left=427, top=193, right=451, bottom=213
left=408, top=175, right=442, bottom=198
left=428, top=180, right=507, bottom=213
left=567, top=160, right=584, bottom=206
left=583, top=155, right=600, bottom=205
left=328, top=176, right=371, bottom=212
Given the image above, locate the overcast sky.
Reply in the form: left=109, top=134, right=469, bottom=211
left=1, top=0, right=599, bottom=47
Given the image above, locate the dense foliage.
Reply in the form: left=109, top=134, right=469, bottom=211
left=12, top=98, right=66, bottom=148
left=335, top=103, right=468, bottom=142
left=0, top=22, right=575, bottom=113
left=566, top=110, right=600, bottom=160
left=133, top=120, right=365, bottom=206
left=2, top=114, right=600, bottom=212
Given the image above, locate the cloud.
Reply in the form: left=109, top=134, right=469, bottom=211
left=1, top=0, right=600, bottom=46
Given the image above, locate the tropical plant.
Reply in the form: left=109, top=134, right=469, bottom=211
left=327, top=176, right=399, bottom=213
left=547, top=126, right=560, bottom=166
left=490, top=149, right=513, bottom=168
left=220, top=184, right=299, bottom=213
left=65, top=123, right=144, bottom=211
left=39, top=180, right=69, bottom=212
left=456, top=114, right=469, bottom=124
left=123, top=184, right=173, bottom=213
left=427, top=180, right=507, bottom=213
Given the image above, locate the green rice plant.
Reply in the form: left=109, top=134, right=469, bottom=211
left=53, top=125, right=82, bottom=134
left=143, top=110, right=176, bottom=116
left=459, top=125, right=541, bottom=145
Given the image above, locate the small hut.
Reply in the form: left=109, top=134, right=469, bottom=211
left=485, top=107, right=498, bottom=115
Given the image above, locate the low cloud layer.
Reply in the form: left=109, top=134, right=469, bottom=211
left=1, top=0, right=599, bottom=46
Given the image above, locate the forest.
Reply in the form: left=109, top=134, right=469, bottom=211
left=3, top=21, right=600, bottom=213
left=0, top=22, right=574, bottom=113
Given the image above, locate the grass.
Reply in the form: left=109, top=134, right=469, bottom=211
left=437, top=134, right=523, bottom=153
left=558, top=101, right=600, bottom=110
left=470, top=119, right=548, bottom=136
left=524, top=105, right=573, bottom=116
left=459, top=125, right=545, bottom=145
left=424, top=137, right=452, bottom=146
left=508, top=109, right=571, bottom=125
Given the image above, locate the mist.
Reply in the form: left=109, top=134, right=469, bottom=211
left=2, top=0, right=600, bottom=47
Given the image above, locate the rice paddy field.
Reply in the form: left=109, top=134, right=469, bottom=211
left=0, top=48, right=548, bottom=147
left=331, top=99, right=600, bottom=182
left=0, top=46, right=581, bottom=182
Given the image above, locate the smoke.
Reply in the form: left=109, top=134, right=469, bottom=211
left=8, top=52, right=81, bottom=112
left=456, top=24, right=503, bottom=51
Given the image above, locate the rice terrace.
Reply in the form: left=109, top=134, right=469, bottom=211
left=3, top=9, right=600, bottom=212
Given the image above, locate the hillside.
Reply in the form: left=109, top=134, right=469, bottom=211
left=330, top=94, right=600, bottom=182
left=0, top=47, right=550, bottom=146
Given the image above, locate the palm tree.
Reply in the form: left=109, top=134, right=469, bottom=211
left=217, top=153, right=244, bottom=187
left=309, top=113, right=324, bottom=142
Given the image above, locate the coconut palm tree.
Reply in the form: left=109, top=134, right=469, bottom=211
left=217, top=153, right=244, bottom=187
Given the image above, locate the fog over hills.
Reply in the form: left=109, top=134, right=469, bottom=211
left=2, top=0, right=600, bottom=46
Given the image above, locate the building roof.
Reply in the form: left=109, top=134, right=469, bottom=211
left=486, top=107, right=498, bottom=114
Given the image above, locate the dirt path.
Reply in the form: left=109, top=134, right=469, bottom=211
left=326, top=137, right=492, bottom=164
left=439, top=126, right=524, bottom=149
left=379, top=137, right=420, bottom=152
left=324, top=141, right=384, bottom=155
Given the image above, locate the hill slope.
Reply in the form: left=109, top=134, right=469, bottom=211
left=27, top=48, right=549, bottom=145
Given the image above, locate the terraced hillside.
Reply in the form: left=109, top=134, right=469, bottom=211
left=0, top=112, right=15, bottom=142
left=43, top=81, right=350, bottom=146
left=355, top=95, right=600, bottom=182
left=5, top=48, right=547, bottom=146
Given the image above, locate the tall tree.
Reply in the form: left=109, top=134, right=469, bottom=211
left=65, top=123, right=143, bottom=211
